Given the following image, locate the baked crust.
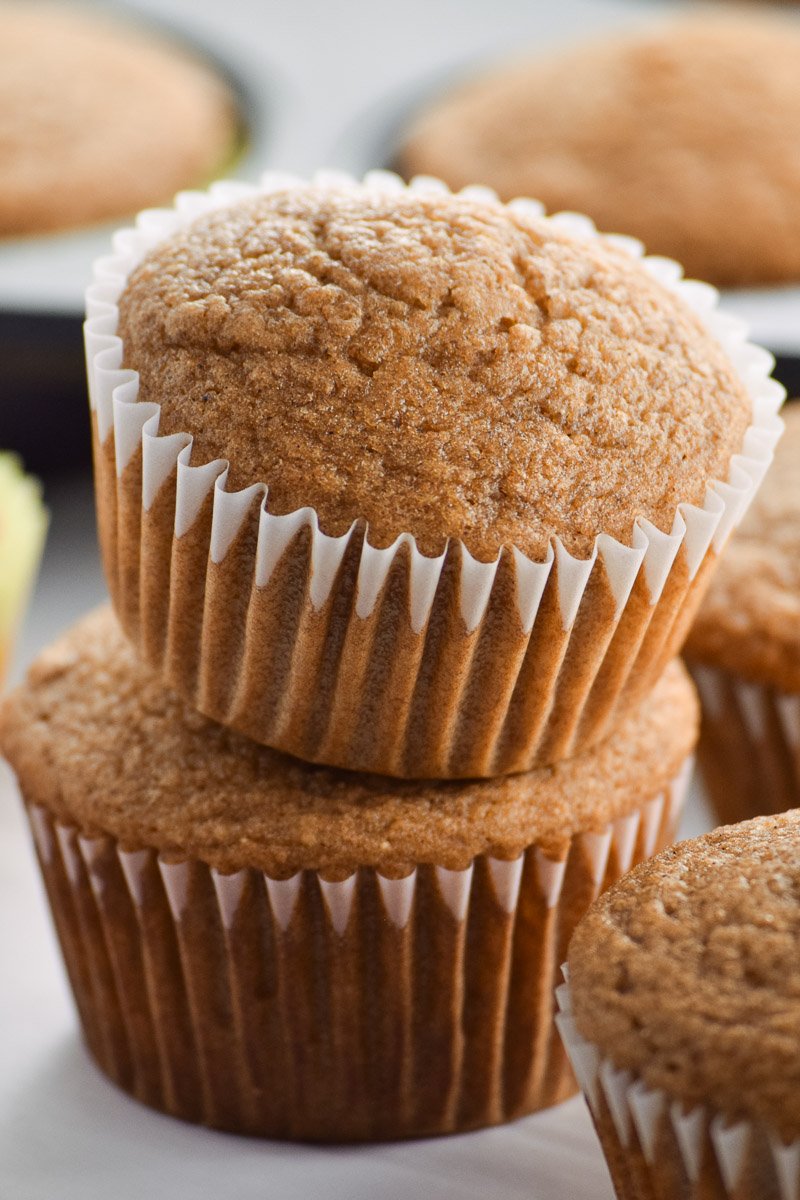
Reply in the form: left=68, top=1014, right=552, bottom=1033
left=117, top=184, right=750, bottom=561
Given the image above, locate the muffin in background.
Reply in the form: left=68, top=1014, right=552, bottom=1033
left=85, top=171, right=778, bottom=780
left=0, top=1, right=240, bottom=237
left=398, top=16, right=800, bottom=287
left=0, top=607, right=697, bottom=1141
left=0, top=455, right=46, bottom=684
left=685, top=402, right=799, bottom=827
left=558, top=812, right=800, bottom=1200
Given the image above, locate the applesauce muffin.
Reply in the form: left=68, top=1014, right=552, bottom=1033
left=0, top=606, right=697, bottom=1140
left=559, top=811, right=800, bottom=1199
left=685, top=402, right=800, bottom=826
left=0, top=2, right=239, bottom=236
left=87, top=174, right=778, bottom=778
left=399, top=16, right=800, bottom=287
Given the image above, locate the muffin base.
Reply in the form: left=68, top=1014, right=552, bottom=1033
left=690, top=664, right=800, bottom=826
left=25, top=769, right=688, bottom=1142
left=556, top=980, right=800, bottom=1200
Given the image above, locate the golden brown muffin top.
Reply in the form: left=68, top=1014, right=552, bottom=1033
left=568, top=811, right=800, bottom=1143
left=685, top=402, right=799, bottom=692
left=0, top=608, right=697, bottom=878
left=0, top=2, right=238, bottom=236
left=399, top=16, right=800, bottom=287
left=117, top=184, right=750, bottom=561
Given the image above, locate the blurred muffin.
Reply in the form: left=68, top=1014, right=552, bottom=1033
left=85, top=173, right=776, bottom=779
left=0, top=1, right=240, bottom=236
left=399, top=16, right=800, bottom=287
left=0, top=454, right=46, bottom=683
left=685, top=402, right=800, bottom=826
left=0, top=607, right=698, bottom=1140
left=558, top=811, right=800, bottom=1200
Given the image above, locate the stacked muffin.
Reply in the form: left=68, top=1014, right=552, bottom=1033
left=0, top=172, right=783, bottom=1141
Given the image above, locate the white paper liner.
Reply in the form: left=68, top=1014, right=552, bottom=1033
left=690, top=664, right=800, bottom=824
left=24, top=762, right=691, bottom=1141
left=557, top=980, right=800, bottom=1200
left=84, top=170, right=785, bottom=777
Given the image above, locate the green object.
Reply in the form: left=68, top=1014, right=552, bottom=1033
left=0, top=455, right=47, bottom=678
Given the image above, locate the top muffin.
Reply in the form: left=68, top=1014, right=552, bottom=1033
left=398, top=16, right=800, bottom=287
left=118, top=184, right=750, bottom=561
left=0, top=2, right=238, bottom=236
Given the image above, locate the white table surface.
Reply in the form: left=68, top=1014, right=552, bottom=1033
left=1, top=0, right=726, bottom=1193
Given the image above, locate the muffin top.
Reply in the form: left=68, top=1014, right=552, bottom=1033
left=117, top=183, right=750, bottom=561
left=568, top=811, right=800, bottom=1142
left=0, top=607, right=697, bottom=879
left=399, top=16, right=800, bottom=287
left=0, top=2, right=238, bottom=236
left=685, top=402, right=799, bottom=692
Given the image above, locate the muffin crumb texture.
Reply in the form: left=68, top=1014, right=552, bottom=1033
left=399, top=16, right=800, bottom=286
left=118, top=185, right=749, bottom=560
left=0, top=608, right=698, bottom=877
left=568, top=812, right=800, bottom=1143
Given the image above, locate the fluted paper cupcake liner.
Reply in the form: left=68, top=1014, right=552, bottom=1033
left=556, top=978, right=800, bottom=1200
left=690, top=664, right=800, bottom=826
left=24, top=764, right=689, bottom=1142
left=85, top=169, right=784, bottom=778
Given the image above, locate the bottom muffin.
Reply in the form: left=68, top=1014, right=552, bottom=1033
left=558, top=813, right=800, bottom=1199
left=0, top=607, right=697, bottom=1142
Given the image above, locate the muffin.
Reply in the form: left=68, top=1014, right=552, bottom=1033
left=0, top=2, right=239, bottom=236
left=0, top=606, right=697, bottom=1140
left=558, top=812, right=800, bottom=1200
left=398, top=16, right=800, bottom=287
left=85, top=170, right=780, bottom=779
left=0, top=454, right=47, bottom=683
left=685, top=402, right=800, bottom=826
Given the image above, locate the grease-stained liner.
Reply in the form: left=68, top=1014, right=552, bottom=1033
left=25, top=766, right=689, bottom=1142
left=557, top=977, right=800, bottom=1200
left=85, top=169, right=784, bottom=779
left=689, top=664, right=800, bottom=826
